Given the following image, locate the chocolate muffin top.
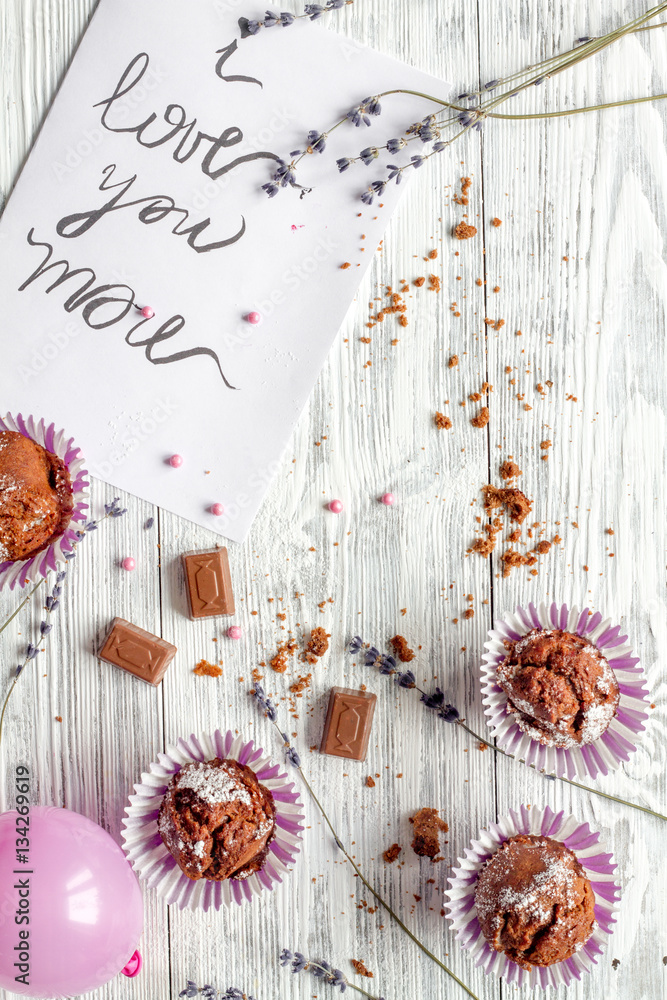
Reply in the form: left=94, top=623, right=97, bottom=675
left=0, top=431, right=73, bottom=562
left=474, top=834, right=596, bottom=969
left=158, top=758, right=276, bottom=881
left=497, top=628, right=619, bottom=748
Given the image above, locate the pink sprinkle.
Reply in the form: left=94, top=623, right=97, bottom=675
left=246, top=311, right=261, bottom=325
left=168, top=454, right=183, bottom=468
left=328, top=499, right=344, bottom=514
left=122, top=557, right=136, bottom=571
left=227, top=625, right=242, bottom=640
left=380, top=492, right=395, bottom=506
left=141, top=306, right=155, bottom=319
left=210, top=503, right=225, bottom=516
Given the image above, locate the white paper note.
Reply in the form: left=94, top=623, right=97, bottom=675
left=0, top=0, right=450, bottom=541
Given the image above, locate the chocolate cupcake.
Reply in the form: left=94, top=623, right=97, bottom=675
left=0, top=430, right=73, bottom=562
left=158, top=758, right=276, bottom=881
left=496, top=628, right=619, bottom=748
left=474, top=834, right=596, bottom=969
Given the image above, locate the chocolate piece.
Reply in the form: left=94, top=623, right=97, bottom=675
left=99, top=618, right=176, bottom=685
left=320, top=687, right=376, bottom=761
left=182, top=548, right=235, bottom=619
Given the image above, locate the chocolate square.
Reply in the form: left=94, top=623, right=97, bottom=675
left=320, top=687, right=377, bottom=761
left=182, top=547, right=235, bottom=619
left=99, top=618, right=176, bottom=686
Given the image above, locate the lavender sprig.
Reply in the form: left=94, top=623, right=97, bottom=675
left=239, top=0, right=352, bottom=37
left=180, top=983, right=256, bottom=1000
left=351, top=637, right=667, bottom=823
left=251, top=686, right=480, bottom=999
left=260, top=4, right=667, bottom=203
left=0, top=498, right=128, bottom=745
left=281, top=950, right=384, bottom=999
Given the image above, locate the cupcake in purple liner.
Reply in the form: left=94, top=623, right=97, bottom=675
left=444, top=805, right=620, bottom=989
left=0, top=413, right=89, bottom=590
left=122, top=730, right=304, bottom=910
left=481, top=602, right=650, bottom=780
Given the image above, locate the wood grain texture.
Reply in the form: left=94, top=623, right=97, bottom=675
left=1, top=1, right=666, bottom=999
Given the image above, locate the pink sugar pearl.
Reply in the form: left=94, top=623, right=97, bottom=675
left=227, top=625, right=242, bottom=640
left=168, top=454, right=183, bottom=468
left=141, top=306, right=155, bottom=319
left=328, top=499, right=344, bottom=514
left=122, top=557, right=136, bottom=571
left=246, top=311, right=261, bottom=324
left=210, top=503, right=225, bottom=516
left=380, top=492, right=395, bottom=506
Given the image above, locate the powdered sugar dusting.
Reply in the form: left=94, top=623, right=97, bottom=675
left=175, top=760, right=252, bottom=807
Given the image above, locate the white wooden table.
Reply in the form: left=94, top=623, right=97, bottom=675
left=1, top=2, right=666, bottom=999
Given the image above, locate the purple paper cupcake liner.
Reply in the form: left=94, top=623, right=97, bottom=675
left=481, top=601, right=650, bottom=780
left=444, top=805, right=620, bottom=989
left=121, top=730, right=305, bottom=910
left=0, top=412, right=90, bottom=590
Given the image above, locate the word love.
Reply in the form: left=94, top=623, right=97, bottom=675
left=95, top=51, right=275, bottom=182
left=18, top=230, right=236, bottom=387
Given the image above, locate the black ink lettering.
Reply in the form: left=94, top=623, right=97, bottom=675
left=56, top=165, right=245, bottom=254
left=215, top=40, right=262, bottom=87
left=18, top=230, right=96, bottom=310
left=19, top=231, right=236, bottom=387
left=126, top=315, right=237, bottom=389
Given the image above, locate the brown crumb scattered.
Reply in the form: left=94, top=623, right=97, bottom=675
left=428, top=273, right=441, bottom=292
left=350, top=960, right=374, bottom=979
left=414, top=276, right=426, bottom=287
left=448, top=354, right=459, bottom=368
left=434, top=411, right=452, bottom=430
left=391, top=635, right=414, bottom=662
left=536, top=540, right=551, bottom=555
left=471, top=407, right=490, bottom=429
left=340, top=262, right=351, bottom=269
left=428, top=248, right=438, bottom=259
left=482, top=485, right=533, bottom=524
left=410, top=807, right=449, bottom=859
left=305, top=626, right=329, bottom=659
left=365, top=776, right=376, bottom=788
left=270, top=638, right=298, bottom=673
left=383, top=843, right=402, bottom=864
left=398, top=314, right=408, bottom=327
left=499, top=459, right=522, bottom=481
left=463, top=608, right=474, bottom=619
left=454, top=221, right=477, bottom=240
left=606, top=528, right=615, bottom=535
left=478, top=741, right=487, bottom=751
left=453, top=176, right=472, bottom=206
left=55, top=716, right=62, bottom=723
left=289, top=674, right=312, bottom=694
left=491, top=217, right=502, bottom=227
left=540, top=439, right=552, bottom=450
left=194, top=659, right=223, bottom=678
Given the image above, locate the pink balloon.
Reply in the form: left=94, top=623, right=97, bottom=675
left=0, top=806, right=143, bottom=998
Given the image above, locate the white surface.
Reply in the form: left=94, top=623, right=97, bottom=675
left=1, top=2, right=666, bottom=1000
left=0, top=0, right=451, bottom=541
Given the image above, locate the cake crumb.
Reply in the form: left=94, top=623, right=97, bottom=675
left=270, top=638, right=298, bottom=673
left=391, top=634, right=414, bottom=662
left=350, top=960, right=374, bottom=979
left=410, top=807, right=449, bottom=859
left=499, top=459, right=522, bottom=481
left=491, top=217, right=502, bottom=227
left=383, top=843, right=402, bottom=864
left=193, top=659, right=223, bottom=678
left=434, top=412, right=452, bottom=430
left=365, top=776, right=376, bottom=788
left=448, top=354, right=459, bottom=368
left=454, top=222, right=477, bottom=240
left=471, top=407, right=490, bottom=429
